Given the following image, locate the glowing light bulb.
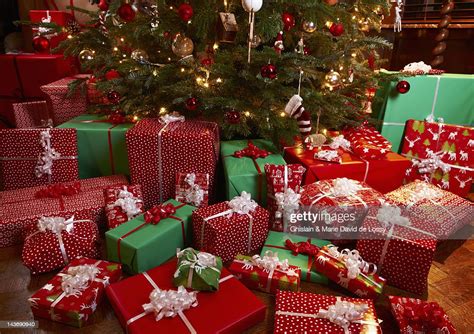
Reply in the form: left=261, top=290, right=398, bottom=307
left=244, top=111, right=250, bottom=117
left=113, top=47, right=119, bottom=51
left=216, top=78, right=222, bottom=83
left=159, top=107, right=167, bottom=114
left=280, top=112, right=286, bottom=117
left=67, top=35, right=72, bottom=39
left=213, top=43, right=219, bottom=50
left=181, top=68, right=185, bottom=72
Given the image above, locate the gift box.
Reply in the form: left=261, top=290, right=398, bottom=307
left=175, top=172, right=209, bottom=207
left=221, top=140, right=286, bottom=206
left=192, top=192, right=269, bottom=262
left=106, top=199, right=196, bottom=274
left=388, top=296, right=457, bottom=334
left=58, top=113, right=134, bottom=178
left=106, top=258, right=266, bottom=334
left=22, top=213, right=100, bottom=274
left=12, top=100, right=54, bottom=128
left=229, top=252, right=301, bottom=294
left=343, top=122, right=392, bottom=160
left=126, top=116, right=219, bottom=208
left=356, top=204, right=438, bottom=294
left=261, top=231, right=330, bottom=283
left=0, top=128, right=79, bottom=190
left=29, top=10, right=74, bottom=52
left=274, top=291, right=381, bottom=333
left=0, top=55, right=22, bottom=97
left=0, top=175, right=128, bottom=247
left=401, top=120, right=474, bottom=197
left=29, top=257, right=122, bottom=327
left=104, top=184, right=144, bottom=229
left=265, top=164, right=306, bottom=232
left=313, top=245, right=385, bottom=299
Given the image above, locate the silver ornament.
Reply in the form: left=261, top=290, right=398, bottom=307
left=78, top=49, right=95, bottom=63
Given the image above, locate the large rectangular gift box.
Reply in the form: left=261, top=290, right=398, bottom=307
left=106, top=258, right=266, bottom=334
left=58, top=114, right=134, bottom=178
left=29, top=258, right=122, bottom=327
left=0, top=175, right=128, bottom=247
left=221, top=140, right=286, bottom=206
left=274, top=291, right=381, bottom=333
left=126, top=117, right=219, bottom=208
left=106, top=199, right=195, bottom=274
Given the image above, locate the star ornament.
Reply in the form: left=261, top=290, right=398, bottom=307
left=43, top=283, right=54, bottom=291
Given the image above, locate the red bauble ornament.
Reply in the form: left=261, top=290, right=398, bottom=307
left=304, top=47, right=311, bottom=55
left=105, top=69, right=120, bottom=80
left=118, top=3, right=136, bottom=22
left=261, top=64, right=278, bottom=80
left=225, top=110, right=241, bottom=124
left=329, top=22, right=344, bottom=36
left=282, top=12, right=295, bottom=31
left=185, top=97, right=199, bottom=111
left=107, top=91, right=121, bottom=104
left=396, top=80, right=410, bottom=94
left=32, top=36, right=50, bottom=53
left=200, top=57, right=214, bottom=67
left=178, top=3, right=194, bottom=21
left=98, top=0, right=109, bottom=11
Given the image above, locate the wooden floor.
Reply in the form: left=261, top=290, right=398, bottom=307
left=0, top=229, right=473, bottom=334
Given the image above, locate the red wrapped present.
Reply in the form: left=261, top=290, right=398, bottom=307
left=274, top=291, right=381, bottom=333
left=0, top=55, right=22, bottom=97
left=22, top=213, right=100, bottom=274
left=356, top=204, right=437, bottom=294
left=0, top=128, right=79, bottom=190
left=12, top=100, right=54, bottom=128
left=0, top=175, right=128, bottom=247
left=265, top=164, right=306, bottom=231
left=126, top=115, right=219, bottom=208
left=29, top=10, right=74, bottom=52
left=388, top=296, right=456, bottom=334
left=401, top=120, right=474, bottom=197
left=106, top=259, right=266, bottom=333
left=192, top=192, right=269, bottom=262
left=228, top=251, right=301, bottom=294
left=104, top=184, right=144, bottom=229
left=175, top=172, right=209, bottom=207
left=343, top=122, right=392, bottom=160
left=313, top=245, right=386, bottom=299
left=29, top=258, right=121, bottom=327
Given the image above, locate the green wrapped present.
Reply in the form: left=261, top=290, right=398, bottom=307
left=57, top=114, right=134, bottom=178
left=105, top=199, right=195, bottom=274
left=173, top=248, right=223, bottom=291
left=260, top=231, right=330, bottom=283
left=221, top=140, right=286, bottom=206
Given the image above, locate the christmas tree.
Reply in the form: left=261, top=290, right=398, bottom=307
left=57, top=0, right=394, bottom=143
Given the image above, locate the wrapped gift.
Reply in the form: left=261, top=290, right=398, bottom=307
left=388, top=296, right=456, bottom=334
left=386, top=180, right=474, bottom=238
left=401, top=120, right=474, bottom=197
left=106, top=199, right=195, bottom=274
left=274, top=291, right=381, bottom=333
left=28, top=258, right=122, bottom=327
left=104, top=184, right=144, bottom=229
left=106, top=259, right=266, bottom=334
left=175, top=172, right=209, bottom=207
left=356, top=204, right=437, bottom=294
left=0, top=128, right=79, bottom=191
left=0, top=175, right=128, bottom=247
left=173, top=248, right=223, bottom=291
left=126, top=115, right=219, bottom=208
left=192, top=192, right=269, bottom=262
left=313, top=245, right=385, bottom=299
left=13, top=100, right=54, bottom=128
left=22, top=214, right=100, bottom=274
left=221, top=140, right=286, bottom=206
left=261, top=231, right=330, bottom=283
left=265, top=164, right=306, bottom=231
left=229, top=252, right=301, bottom=294
left=343, top=122, right=392, bottom=160
left=29, top=10, right=74, bottom=52
left=0, top=55, right=21, bottom=97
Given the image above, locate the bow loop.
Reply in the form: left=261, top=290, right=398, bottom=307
left=329, top=178, right=364, bottom=198
left=143, top=286, right=198, bottom=322
left=144, top=203, right=177, bottom=225
left=35, top=129, right=62, bottom=178
left=108, top=189, right=143, bottom=220
left=228, top=191, right=258, bottom=215
left=37, top=216, right=75, bottom=235
left=175, top=248, right=218, bottom=277
left=316, top=150, right=340, bottom=161
left=317, top=300, right=369, bottom=334
left=412, top=151, right=451, bottom=174
left=61, top=264, right=101, bottom=297
left=160, top=113, right=185, bottom=124
left=285, top=239, right=320, bottom=257
left=233, top=142, right=270, bottom=160
left=402, top=299, right=450, bottom=331
left=408, top=183, right=441, bottom=204
left=326, top=245, right=377, bottom=279
left=35, top=182, right=81, bottom=199
left=275, top=188, right=300, bottom=220
left=376, top=204, right=411, bottom=227
left=329, top=135, right=351, bottom=150
left=246, top=251, right=292, bottom=274
left=183, top=173, right=205, bottom=207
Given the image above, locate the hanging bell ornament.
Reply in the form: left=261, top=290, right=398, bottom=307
left=172, top=33, right=194, bottom=58
left=131, top=49, right=149, bottom=61
left=78, top=49, right=95, bottom=63
left=302, top=20, right=317, bottom=33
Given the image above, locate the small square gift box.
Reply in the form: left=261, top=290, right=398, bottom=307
left=106, top=259, right=266, bottom=334
left=175, top=172, right=210, bottom=207
left=265, top=164, right=306, bottom=232
left=343, top=122, right=392, bottom=160
left=388, top=296, right=457, bottom=334
left=356, top=204, right=438, bottom=294
left=261, top=231, right=330, bottom=283
left=192, top=191, right=269, bottom=262
left=106, top=199, right=196, bottom=274
left=313, top=245, right=386, bottom=299
left=22, top=213, right=100, bottom=274
left=274, top=291, right=382, bottom=334
left=104, top=184, right=145, bottom=229
left=0, top=128, right=79, bottom=191
left=228, top=251, right=301, bottom=294
left=28, top=258, right=122, bottom=327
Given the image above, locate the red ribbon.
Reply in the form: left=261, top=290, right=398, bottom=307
left=402, top=300, right=449, bottom=331
left=35, top=182, right=81, bottom=211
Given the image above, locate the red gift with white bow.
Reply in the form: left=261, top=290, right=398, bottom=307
left=104, top=184, right=144, bottom=229
left=175, top=172, right=209, bottom=207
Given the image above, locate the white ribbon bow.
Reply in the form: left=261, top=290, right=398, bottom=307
left=326, top=245, right=377, bottom=279
left=174, top=248, right=220, bottom=288
left=408, top=184, right=441, bottom=205
left=403, top=61, right=432, bottom=74
left=184, top=173, right=205, bottom=207
left=35, top=129, right=61, bottom=178
left=376, top=204, right=411, bottom=227
left=329, top=178, right=364, bottom=198
left=329, top=135, right=351, bottom=150
left=316, top=150, right=340, bottom=161
left=160, top=114, right=185, bottom=124
left=317, top=301, right=369, bottom=334
left=228, top=191, right=258, bottom=215
left=108, top=189, right=143, bottom=220
left=142, top=286, right=198, bottom=322
left=243, top=251, right=296, bottom=274
left=37, top=216, right=74, bottom=235
left=412, top=151, right=451, bottom=174
left=275, top=188, right=300, bottom=220
left=61, top=264, right=101, bottom=297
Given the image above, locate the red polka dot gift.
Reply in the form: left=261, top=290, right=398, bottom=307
left=126, top=115, right=219, bottom=209
left=0, top=128, right=79, bottom=191
left=192, top=191, right=269, bottom=262
left=343, top=121, right=393, bottom=160
left=28, top=258, right=122, bottom=328
left=104, top=184, right=145, bottom=229
left=22, top=212, right=100, bottom=274
left=175, top=172, right=209, bottom=208
left=274, top=291, right=381, bottom=334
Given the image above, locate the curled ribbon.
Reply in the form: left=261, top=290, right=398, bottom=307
left=35, top=182, right=81, bottom=199
left=174, top=248, right=220, bottom=288
left=328, top=178, right=364, bottom=198
left=107, top=188, right=143, bottom=220
left=401, top=300, right=450, bottom=331
left=316, top=300, right=369, bottom=334
left=184, top=173, right=205, bottom=207
left=285, top=239, right=320, bottom=257
left=160, top=113, right=185, bottom=125
left=35, top=129, right=61, bottom=179
left=61, top=264, right=101, bottom=297
left=412, top=151, right=451, bottom=174
left=325, top=245, right=377, bottom=279
left=142, top=286, right=198, bottom=322
left=144, top=203, right=178, bottom=225
left=233, top=142, right=270, bottom=159
left=329, top=135, right=351, bottom=150
left=376, top=204, right=411, bottom=227
left=275, top=188, right=300, bottom=222
left=315, top=150, right=340, bottom=162
left=402, top=61, right=432, bottom=74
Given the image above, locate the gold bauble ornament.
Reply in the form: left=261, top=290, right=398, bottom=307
left=324, top=70, right=342, bottom=88
left=302, top=21, right=317, bottom=33
left=78, top=49, right=95, bottom=63
left=250, top=34, right=262, bottom=48
left=172, top=34, right=194, bottom=58
left=131, top=49, right=149, bottom=61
